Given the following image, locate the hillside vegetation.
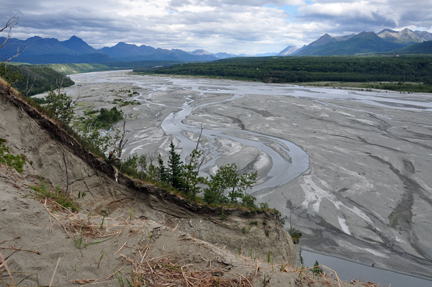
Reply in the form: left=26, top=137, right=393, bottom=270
left=46, top=60, right=182, bottom=74
left=135, top=55, right=432, bottom=93
left=10, top=64, right=75, bottom=96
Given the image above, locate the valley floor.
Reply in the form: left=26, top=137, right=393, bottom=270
left=59, top=71, right=432, bottom=284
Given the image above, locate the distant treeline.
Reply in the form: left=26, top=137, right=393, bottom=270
left=47, top=60, right=183, bottom=75
left=134, top=56, right=432, bottom=92
left=11, top=65, right=74, bottom=96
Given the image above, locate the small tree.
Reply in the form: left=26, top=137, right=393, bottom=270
left=0, top=62, right=23, bottom=85
left=167, top=141, right=184, bottom=190
left=45, top=88, right=74, bottom=125
left=146, top=156, right=159, bottom=182
left=181, top=148, right=206, bottom=198
left=138, top=154, right=147, bottom=180
left=158, top=154, right=169, bottom=183
left=203, top=163, right=257, bottom=205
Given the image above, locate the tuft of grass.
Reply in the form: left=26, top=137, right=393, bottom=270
left=30, top=178, right=80, bottom=212
left=97, top=244, right=114, bottom=269
left=289, top=227, right=302, bottom=244
left=0, top=138, right=26, bottom=173
left=72, top=221, right=85, bottom=257
left=100, top=215, right=105, bottom=230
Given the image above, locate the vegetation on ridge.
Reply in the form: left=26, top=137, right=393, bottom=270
left=135, top=55, right=432, bottom=93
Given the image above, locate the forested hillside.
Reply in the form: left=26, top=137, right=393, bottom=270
left=135, top=55, right=432, bottom=92
left=10, top=65, right=74, bottom=96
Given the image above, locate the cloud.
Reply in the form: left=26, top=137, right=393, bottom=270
left=1, top=0, right=432, bottom=54
left=298, top=0, right=432, bottom=32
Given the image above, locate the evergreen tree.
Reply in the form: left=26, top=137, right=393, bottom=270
left=158, top=154, right=169, bottom=183
left=181, top=149, right=205, bottom=198
left=168, top=141, right=184, bottom=190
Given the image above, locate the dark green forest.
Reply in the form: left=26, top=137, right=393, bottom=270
left=135, top=55, right=432, bottom=92
left=11, top=65, right=75, bottom=96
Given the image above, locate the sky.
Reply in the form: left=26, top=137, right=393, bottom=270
left=2, top=0, right=432, bottom=54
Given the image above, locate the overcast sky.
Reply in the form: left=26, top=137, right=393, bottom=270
left=2, top=0, right=432, bottom=54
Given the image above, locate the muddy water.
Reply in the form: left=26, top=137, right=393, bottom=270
left=65, top=71, right=432, bottom=283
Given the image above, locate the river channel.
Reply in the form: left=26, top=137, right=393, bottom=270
left=64, top=70, right=432, bottom=285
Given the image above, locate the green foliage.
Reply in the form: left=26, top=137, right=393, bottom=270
left=203, top=163, right=257, bottom=205
left=158, top=154, right=169, bottom=183
left=46, top=61, right=181, bottom=75
left=167, top=141, right=184, bottom=190
left=31, top=97, right=47, bottom=104
left=137, top=55, right=432, bottom=92
left=137, top=154, right=147, bottom=180
left=112, top=98, right=141, bottom=106
left=11, top=65, right=74, bottom=96
left=0, top=62, right=24, bottom=85
left=0, top=138, right=26, bottom=173
left=90, top=107, right=123, bottom=129
left=30, top=178, right=80, bottom=212
left=121, top=154, right=138, bottom=174
left=259, top=202, right=269, bottom=209
left=45, top=88, right=74, bottom=124
left=312, top=260, right=323, bottom=276
left=289, top=227, right=303, bottom=244
left=279, top=216, right=288, bottom=226
left=181, top=149, right=206, bottom=198
left=220, top=208, right=227, bottom=220
left=78, top=126, right=116, bottom=155
left=73, top=108, right=125, bottom=156
left=118, top=141, right=264, bottom=211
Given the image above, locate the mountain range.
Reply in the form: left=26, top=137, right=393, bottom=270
left=0, top=36, right=219, bottom=64
left=283, top=28, right=432, bottom=56
left=1, top=28, right=431, bottom=65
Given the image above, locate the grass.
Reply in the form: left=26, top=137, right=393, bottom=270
left=97, top=244, right=114, bottom=269
left=0, top=138, right=26, bottom=173
left=30, top=178, right=80, bottom=212
left=47, top=63, right=111, bottom=75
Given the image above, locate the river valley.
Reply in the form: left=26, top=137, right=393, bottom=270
left=61, top=70, right=432, bottom=285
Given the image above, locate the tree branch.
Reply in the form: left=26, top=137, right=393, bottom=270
left=0, top=16, right=27, bottom=63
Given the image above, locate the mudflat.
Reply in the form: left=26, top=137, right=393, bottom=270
left=63, top=71, right=432, bottom=281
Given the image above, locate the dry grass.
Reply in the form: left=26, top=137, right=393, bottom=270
left=118, top=254, right=256, bottom=287
left=0, top=252, right=16, bottom=287
left=65, top=217, right=104, bottom=239
left=0, top=239, right=41, bottom=287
